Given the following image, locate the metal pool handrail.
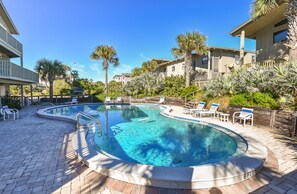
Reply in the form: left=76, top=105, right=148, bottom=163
left=76, top=112, right=102, bottom=136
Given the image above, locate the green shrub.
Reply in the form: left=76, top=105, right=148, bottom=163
left=230, top=92, right=279, bottom=110
left=229, top=93, right=254, bottom=107
left=253, top=92, right=279, bottom=109
left=180, top=85, right=199, bottom=99
left=2, top=96, right=21, bottom=109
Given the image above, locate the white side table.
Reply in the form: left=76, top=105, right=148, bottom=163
left=220, top=113, right=230, bottom=122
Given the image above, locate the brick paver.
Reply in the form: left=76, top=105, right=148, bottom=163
left=0, top=106, right=296, bottom=193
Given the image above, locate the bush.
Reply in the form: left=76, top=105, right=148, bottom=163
left=206, top=96, right=231, bottom=112
left=180, top=85, right=199, bottom=99
left=230, top=92, right=280, bottom=110
left=1, top=96, right=21, bottom=109
left=229, top=93, right=254, bottom=107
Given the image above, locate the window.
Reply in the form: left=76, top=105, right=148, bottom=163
left=172, top=66, right=175, bottom=72
left=182, top=64, right=185, bottom=70
left=202, top=57, right=208, bottom=65
left=252, top=55, right=255, bottom=63
left=273, top=29, right=288, bottom=43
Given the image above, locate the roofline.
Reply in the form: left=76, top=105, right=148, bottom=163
left=0, top=1, right=19, bottom=34
left=229, top=18, right=254, bottom=37
left=208, top=46, right=255, bottom=54
left=230, top=0, right=286, bottom=37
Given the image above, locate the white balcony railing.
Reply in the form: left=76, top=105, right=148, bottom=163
left=0, top=25, right=22, bottom=55
left=0, top=60, right=38, bottom=83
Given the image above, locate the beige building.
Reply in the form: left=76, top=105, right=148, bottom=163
left=113, top=73, right=131, bottom=85
left=156, top=46, right=255, bottom=82
left=230, top=3, right=288, bottom=65
left=0, top=1, right=38, bottom=102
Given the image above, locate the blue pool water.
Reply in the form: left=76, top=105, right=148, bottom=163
left=46, top=104, right=241, bottom=167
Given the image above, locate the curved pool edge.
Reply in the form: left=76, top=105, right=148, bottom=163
left=37, top=103, right=268, bottom=189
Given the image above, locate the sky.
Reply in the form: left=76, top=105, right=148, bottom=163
left=3, top=0, right=256, bottom=82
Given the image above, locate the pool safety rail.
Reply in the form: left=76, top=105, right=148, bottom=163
left=76, top=112, right=102, bottom=136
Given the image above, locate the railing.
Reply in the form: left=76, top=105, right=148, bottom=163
left=0, top=60, right=39, bottom=83
left=244, top=59, right=288, bottom=69
left=0, top=25, right=22, bottom=55
left=76, top=112, right=102, bottom=136
left=184, top=90, right=200, bottom=106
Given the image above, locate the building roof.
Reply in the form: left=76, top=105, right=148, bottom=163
left=152, top=58, right=171, bottom=64
left=122, top=73, right=131, bottom=77
left=0, top=1, right=19, bottom=34
left=113, top=75, right=121, bottom=78
left=230, top=3, right=286, bottom=39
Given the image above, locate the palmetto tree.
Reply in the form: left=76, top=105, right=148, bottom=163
left=90, top=45, right=119, bottom=93
left=35, top=58, right=68, bottom=102
left=251, top=0, right=297, bottom=62
left=171, top=32, right=208, bottom=87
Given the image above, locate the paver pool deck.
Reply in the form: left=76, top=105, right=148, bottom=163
left=0, top=105, right=297, bottom=194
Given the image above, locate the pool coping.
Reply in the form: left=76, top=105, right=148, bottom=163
left=37, top=103, right=268, bottom=189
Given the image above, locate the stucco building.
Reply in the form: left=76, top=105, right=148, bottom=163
left=155, top=46, right=255, bottom=82
left=0, top=1, right=38, bottom=103
left=230, top=2, right=288, bottom=66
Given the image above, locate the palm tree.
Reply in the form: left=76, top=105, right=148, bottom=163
left=251, top=0, right=297, bottom=62
left=141, top=60, right=159, bottom=73
left=90, top=45, right=119, bottom=93
left=171, top=32, right=208, bottom=87
left=35, top=58, right=68, bottom=102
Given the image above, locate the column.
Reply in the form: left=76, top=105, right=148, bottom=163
left=30, top=85, right=33, bottom=103
left=21, top=85, right=24, bottom=107
left=240, top=30, right=245, bottom=65
left=207, top=50, right=211, bottom=79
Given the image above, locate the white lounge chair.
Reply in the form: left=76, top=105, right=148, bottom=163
left=0, top=106, right=19, bottom=120
left=116, top=97, right=123, bottom=103
left=104, top=97, right=111, bottom=103
left=196, top=103, right=220, bottom=118
left=184, top=101, right=205, bottom=115
left=65, top=97, right=78, bottom=105
left=158, top=96, right=166, bottom=104
left=233, top=107, right=254, bottom=126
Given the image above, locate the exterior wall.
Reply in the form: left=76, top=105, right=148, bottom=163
left=255, top=18, right=289, bottom=62
left=166, top=61, right=185, bottom=76
left=194, top=50, right=255, bottom=73
left=121, top=76, right=131, bottom=85
left=113, top=76, right=121, bottom=82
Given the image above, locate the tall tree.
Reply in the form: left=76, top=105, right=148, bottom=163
left=171, top=32, right=208, bottom=87
left=141, top=60, right=159, bottom=73
left=35, top=58, right=68, bottom=101
left=251, top=0, right=297, bottom=62
left=90, top=45, right=119, bottom=93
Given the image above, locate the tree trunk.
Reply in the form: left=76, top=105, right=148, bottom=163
left=49, top=81, right=54, bottom=102
left=286, top=0, right=297, bottom=62
left=103, top=60, right=109, bottom=93
left=105, top=69, right=108, bottom=93
left=185, top=52, right=192, bottom=87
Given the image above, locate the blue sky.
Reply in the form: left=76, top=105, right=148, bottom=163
left=4, top=0, right=255, bottom=82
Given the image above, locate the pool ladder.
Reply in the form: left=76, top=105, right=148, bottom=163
left=76, top=112, right=102, bottom=136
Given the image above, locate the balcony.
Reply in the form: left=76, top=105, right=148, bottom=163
left=0, top=61, right=39, bottom=84
left=0, top=25, right=22, bottom=57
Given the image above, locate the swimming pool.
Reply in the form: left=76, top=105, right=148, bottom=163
left=45, top=104, right=246, bottom=167
left=39, top=103, right=267, bottom=189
